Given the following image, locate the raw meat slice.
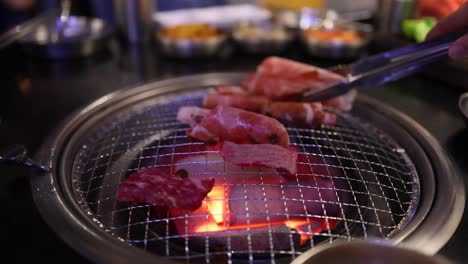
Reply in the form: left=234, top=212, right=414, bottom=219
left=215, top=85, right=248, bottom=95
left=265, top=101, right=337, bottom=127
left=116, top=168, right=214, bottom=211
left=323, top=89, right=357, bottom=112
left=220, top=141, right=298, bottom=175
left=315, top=111, right=338, bottom=126
left=241, top=72, right=257, bottom=91
left=174, top=152, right=284, bottom=184
left=244, top=57, right=345, bottom=100
left=202, top=94, right=338, bottom=127
left=203, top=93, right=269, bottom=112
left=177, top=106, right=210, bottom=127
left=189, top=106, right=290, bottom=148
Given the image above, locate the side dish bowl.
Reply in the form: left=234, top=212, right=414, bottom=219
left=156, top=23, right=227, bottom=58
left=231, top=21, right=293, bottom=54
left=299, top=10, right=372, bottom=59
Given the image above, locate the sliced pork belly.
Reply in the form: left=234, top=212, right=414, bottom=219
left=241, top=72, right=257, bottom=91
left=323, top=89, right=357, bottom=112
left=220, top=141, right=298, bottom=175
left=203, top=93, right=269, bottom=112
left=176, top=106, right=210, bottom=127
left=189, top=106, right=290, bottom=148
left=215, top=85, right=248, bottom=95
left=243, top=57, right=345, bottom=100
left=116, top=168, right=215, bottom=211
left=174, top=152, right=285, bottom=184
left=203, top=93, right=338, bottom=127
left=315, top=111, right=338, bottom=126
left=265, top=101, right=338, bottom=127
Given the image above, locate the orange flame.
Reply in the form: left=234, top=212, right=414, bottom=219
left=205, top=186, right=229, bottom=224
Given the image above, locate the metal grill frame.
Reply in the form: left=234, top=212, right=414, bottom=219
left=30, top=73, right=465, bottom=264
left=70, top=95, right=419, bottom=262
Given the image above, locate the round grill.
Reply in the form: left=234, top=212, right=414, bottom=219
left=31, top=73, right=463, bottom=264
left=72, top=91, right=418, bottom=263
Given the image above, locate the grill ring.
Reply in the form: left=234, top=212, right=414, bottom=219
left=31, top=73, right=464, bottom=264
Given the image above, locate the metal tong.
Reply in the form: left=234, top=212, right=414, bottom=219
left=302, top=29, right=468, bottom=102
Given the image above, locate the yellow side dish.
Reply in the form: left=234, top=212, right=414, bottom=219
left=261, top=0, right=324, bottom=10
left=160, top=24, right=221, bottom=40
left=234, top=25, right=287, bottom=40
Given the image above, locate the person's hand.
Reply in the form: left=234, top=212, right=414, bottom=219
left=427, top=2, right=468, bottom=60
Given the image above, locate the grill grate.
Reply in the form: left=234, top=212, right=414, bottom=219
left=71, top=89, right=419, bottom=263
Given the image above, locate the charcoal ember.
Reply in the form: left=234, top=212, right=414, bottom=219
left=191, top=224, right=301, bottom=251
left=229, top=179, right=340, bottom=226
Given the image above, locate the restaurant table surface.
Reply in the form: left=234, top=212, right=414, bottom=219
left=1, top=41, right=467, bottom=263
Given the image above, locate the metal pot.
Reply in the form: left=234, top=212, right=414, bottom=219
left=112, top=0, right=156, bottom=44
left=18, top=15, right=114, bottom=59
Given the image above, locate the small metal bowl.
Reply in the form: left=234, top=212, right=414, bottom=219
left=299, top=10, right=372, bottom=59
left=18, top=16, right=114, bottom=59
left=300, top=28, right=370, bottom=59
left=273, top=8, right=321, bottom=32
left=231, top=21, right=294, bottom=54
left=156, top=27, right=227, bottom=59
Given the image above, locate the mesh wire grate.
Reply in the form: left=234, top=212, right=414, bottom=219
left=71, top=89, right=419, bottom=263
